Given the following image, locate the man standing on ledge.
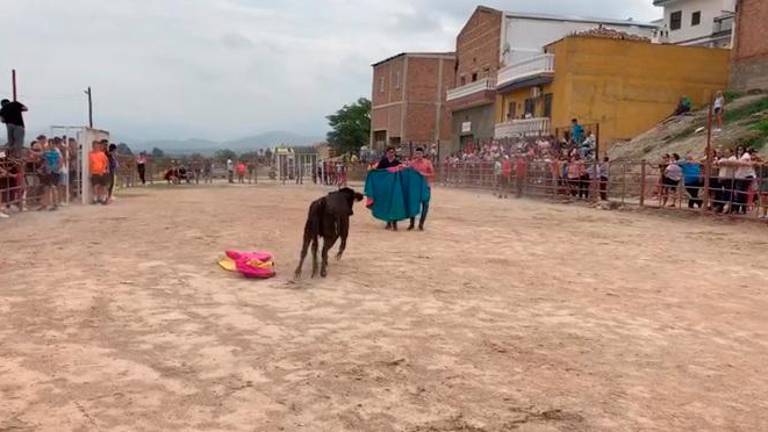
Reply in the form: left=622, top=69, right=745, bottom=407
left=375, top=146, right=401, bottom=230
left=0, top=99, right=28, bottom=158
left=407, top=147, right=434, bottom=231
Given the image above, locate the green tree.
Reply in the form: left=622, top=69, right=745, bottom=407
left=214, top=149, right=237, bottom=163
left=326, top=97, right=370, bottom=154
left=151, top=147, right=165, bottom=158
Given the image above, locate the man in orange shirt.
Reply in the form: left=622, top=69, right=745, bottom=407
left=408, top=147, right=434, bottom=231
left=89, top=141, right=109, bottom=204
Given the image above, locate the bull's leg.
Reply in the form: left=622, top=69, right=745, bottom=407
left=335, top=217, right=350, bottom=261
left=294, top=233, right=312, bottom=278
left=320, top=235, right=338, bottom=278
left=310, top=236, right=320, bottom=278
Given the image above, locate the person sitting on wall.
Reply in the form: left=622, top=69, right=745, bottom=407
left=672, top=96, right=693, bottom=116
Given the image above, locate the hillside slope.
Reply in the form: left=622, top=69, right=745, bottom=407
left=609, top=93, right=768, bottom=161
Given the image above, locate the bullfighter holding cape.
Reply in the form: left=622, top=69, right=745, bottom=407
left=364, top=147, right=432, bottom=231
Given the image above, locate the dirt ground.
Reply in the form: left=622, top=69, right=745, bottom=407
left=1, top=182, right=767, bottom=432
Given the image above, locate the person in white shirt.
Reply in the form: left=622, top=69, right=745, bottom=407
left=714, top=148, right=737, bottom=213
left=226, top=158, right=234, bottom=183
left=713, top=91, right=725, bottom=132
left=732, top=148, right=756, bottom=214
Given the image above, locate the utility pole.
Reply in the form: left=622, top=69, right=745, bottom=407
left=85, top=87, right=93, bottom=128
left=11, top=69, right=17, bottom=101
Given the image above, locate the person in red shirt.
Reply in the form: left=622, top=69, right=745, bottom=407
left=501, top=155, right=513, bottom=198
left=236, top=161, right=247, bottom=183
left=514, top=153, right=528, bottom=198
left=407, top=147, right=434, bottom=231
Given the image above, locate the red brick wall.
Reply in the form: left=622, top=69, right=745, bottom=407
left=731, top=0, right=768, bottom=90
left=454, top=7, right=502, bottom=88
left=733, top=0, right=768, bottom=61
left=371, top=54, right=455, bottom=146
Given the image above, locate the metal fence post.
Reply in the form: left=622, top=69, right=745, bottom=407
left=640, top=160, right=646, bottom=207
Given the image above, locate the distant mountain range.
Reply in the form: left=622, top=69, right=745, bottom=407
left=134, top=131, right=325, bottom=155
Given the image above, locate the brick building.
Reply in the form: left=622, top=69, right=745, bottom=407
left=446, top=6, right=503, bottom=154
left=730, top=0, right=768, bottom=90
left=370, top=52, right=455, bottom=152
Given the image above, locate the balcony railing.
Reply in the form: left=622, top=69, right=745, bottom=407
left=446, top=77, right=496, bottom=101
left=495, top=117, right=551, bottom=138
left=497, top=54, right=555, bottom=88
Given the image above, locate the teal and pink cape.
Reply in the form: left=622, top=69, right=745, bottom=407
left=364, top=166, right=431, bottom=222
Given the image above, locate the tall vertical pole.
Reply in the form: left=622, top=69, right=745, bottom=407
left=12, top=69, right=17, bottom=101
left=702, top=92, right=715, bottom=214
left=86, top=87, right=93, bottom=128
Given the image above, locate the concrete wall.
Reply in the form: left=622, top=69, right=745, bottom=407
left=449, top=104, right=496, bottom=154
left=548, top=37, right=731, bottom=147
left=730, top=0, right=768, bottom=90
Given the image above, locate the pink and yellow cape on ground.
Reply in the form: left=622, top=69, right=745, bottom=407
left=218, top=250, right=276, bottom=279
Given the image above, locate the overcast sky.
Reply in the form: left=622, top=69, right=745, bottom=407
left=0, top=0, right=660, bottom=143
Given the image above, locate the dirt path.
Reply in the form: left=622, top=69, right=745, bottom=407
left=1, top=183, right=767, bottom=431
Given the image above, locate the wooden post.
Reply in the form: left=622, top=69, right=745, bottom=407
left=621, top=161, right=627, bottom=204
left=12, top=69, right=17, bottom=101
left=702, top=92, right=716, bottom=214
left=639, top=160, right=646, bottom=207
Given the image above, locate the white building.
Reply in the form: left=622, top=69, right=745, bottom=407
left=652, top=0, right=736, bottom=47
left=500, top=12, right=656, bottom=66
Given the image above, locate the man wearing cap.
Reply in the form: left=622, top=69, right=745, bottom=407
left=0, top=99, right=28, bottom=157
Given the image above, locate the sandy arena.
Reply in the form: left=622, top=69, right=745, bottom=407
left=1, top=183, right=767, bottom=431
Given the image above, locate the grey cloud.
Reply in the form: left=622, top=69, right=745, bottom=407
left=0, top=0, right=659, bottom=142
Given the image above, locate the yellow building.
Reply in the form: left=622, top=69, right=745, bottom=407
left=494, top=34, right=731, bottom=148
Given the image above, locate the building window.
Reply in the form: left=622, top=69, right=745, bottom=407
left=524, top=98, right=535, bottom=117
left=507, top=102, right=517, bottom=120
left=472, top=72, right=478, bottom=82
left=379, top=77, right=385, bottom=93
left=670, top=11, right=682, bottom=31
left=691, top=11, right=701, bottom=26
left=543, top=94, right=553, bottom=118
left=394, top=71, right=401, bottom=89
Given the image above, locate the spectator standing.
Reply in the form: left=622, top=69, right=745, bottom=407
left=733, top=148, right=756, bottom=214
left=598, top=156, right=610, bottom=201
left=136, top=152, right=147, bottom=185
left=0, top=99, right=27, bottom=157
left=515, top=153, right=528, bottom=198
left=203, top=159, right=213, bottom=184
left=236, top=160, right=246, bottom=183
left=226, top=158, right=234, bottom=183
left=407, top=147, right=434, bottom=230
left=0, top=155, right=11, bottom=218
left=570, top=118, right=585, bottom=147
left=493, top=157, right=503, bottom=198
left=54, top=138, right=69, bottom=205
left=41, top=138, right=62, bottom=211
left=715, top=148, right=736, bottom=213
left=501, top=155, right=512, bottom=199
left=663, top=154, right=683, bottom=207
left=713, top=91, right=725, bottom=132
left=678, top=154, right=703, bottom=208
left=105, top=142, right=119, bottom=204
left=89, top=141, right=109, bottom=204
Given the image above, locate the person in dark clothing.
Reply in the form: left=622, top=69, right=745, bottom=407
left=105, top=142, right=119, bottom=203
left=376, top=146, right=401, bottom=230
left=136, top=152, right=147, bottom=185
left=0, top=99, right=27, bottom=158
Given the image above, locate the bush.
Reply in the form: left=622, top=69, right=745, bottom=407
left=725, top=97, right=768, bottom=124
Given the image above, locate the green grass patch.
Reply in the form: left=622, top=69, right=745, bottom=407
left=724, top=90, right=744, bottom=103
left=724, top=97, right=768, bottom=124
